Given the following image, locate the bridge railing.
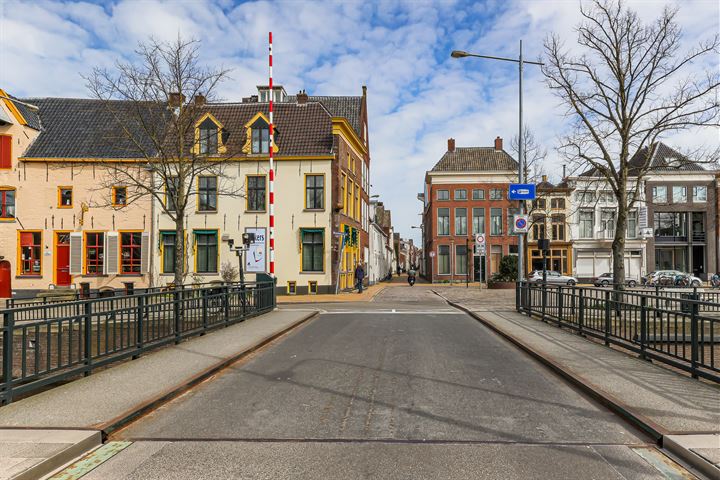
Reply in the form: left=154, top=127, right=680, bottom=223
left=516, top=282, right=719, bottom=383
left=0, top=281, right=276, bottom=405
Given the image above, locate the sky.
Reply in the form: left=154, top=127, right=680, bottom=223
left=1, top=0, right=718, bottom=244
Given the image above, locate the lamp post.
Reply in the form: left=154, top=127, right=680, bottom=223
left=411, top=224, right=424, bottom=276
left=451, top=42, right=544, bottom=282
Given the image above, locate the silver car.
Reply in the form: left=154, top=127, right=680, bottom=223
left=529, top=270, right=578, bottom=286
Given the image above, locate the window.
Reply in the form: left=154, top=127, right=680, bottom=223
left=627, top=210, right=638, bottom=239
left=0, top=188, right=15, bottom=219
left=532, top=198, right=546, bottom=210
left=577, top=191, right=595, bottom=204
left=532, top=215, right=546, bottom=240
left=161, top=231, right=177, bottom=274
left=455, top=245, right=468, bottom=275
left=308, top=281, right=318, bottom=294
left=437, top=208, right=450, bottom=235
left=654, top=212, right=687, bottom=238
left=490, top=208, right=503, bottom=235
left=438, top=245, right=450, bottom=274
left=306, top=174, right=324, bottom=209
left=341, top=174, right=347, bottom=215
left=165, top=177, right=179, bottom=211
left=672, top=186, right=686, bottom=203
left=347, top=181, right=353, bottom=217
left=454, top=208, right=467, bottom=235
left=599, top=191, right=614, bottom=203
left=579, top=210, right=594, bottom=238
left=601, top=209, right=616, bottom=237
left=251, top=118, right=270, bottom=153
left=454, top=189, right=467, bottom=200
left=301, top=229, right=324, bottom=272
left=247, top=175, right=266, bottom=211
left=85, top=232, right=104, bottom=275
left=490, top=188, right=503, bottom=200
left=551, top=214, right=565, bottom=240
left=472, top=208, right=485, bottom=234
left=652, top=186, right=667, bottom=203
left=19, top=231, right=41, bottom=275
left=437, top=189, right=449, bottom=201
left=199, top=117, right=218, bottom=155
left=0, top=135, right=11, bottom=169
left=112, top=186, right=127, bottom=207
left=693, top=186, right=707, bottom=202
left=58, top=187, right=72, bottom=208
left=198, top=176, right=217, bottom=212
left=120, top=232, right=142, bottom=274
left=355, top=186, right=360, bottom=220
left=195, top=231, right=218, bottom=273
left=287, top=281, right=297, bottom=295
left=472, top=189, right=484, bottom=200
left=551, top=198, right=565, bottom=209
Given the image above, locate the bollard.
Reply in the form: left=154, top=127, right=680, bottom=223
left=604, top=290, right=611, bottom=346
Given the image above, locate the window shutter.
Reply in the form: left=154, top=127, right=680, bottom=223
left=105, top=232, right=119, bottom=275
left=140, top=232, right=150, bottom=274
left=0, top=136, right=11, bottom=169
left=69, top=233, right=83, bottom=275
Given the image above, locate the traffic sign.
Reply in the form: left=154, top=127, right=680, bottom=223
left=429, top=251, right=436, bottom=258
left=474, top=244, right=485, bottom=256
left=475, top=233, right=486, bottom=245
left=508, top=183, right=536, bottom=201
left=513, top=214, right=529, bottom=233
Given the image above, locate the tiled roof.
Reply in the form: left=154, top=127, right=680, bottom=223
left=21, top=98, right=334, bottom=159
left=10, top=96, right=42, bottom=130
left=629, top=142, right=705, bottom=173
left=430, top=147, right=518, bottom=172
left=286, top=95, right=363, bottom=136
left=21, top=98, right=168, bottom=158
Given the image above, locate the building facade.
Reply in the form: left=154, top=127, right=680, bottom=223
left=0, top=86, right=371, bottom=298
left=526, top=176, right=574, bottom=275
left=422, top=137, right=519, bottom=283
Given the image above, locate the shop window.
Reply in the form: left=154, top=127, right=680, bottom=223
left=19, top=231, right=41, bottom=275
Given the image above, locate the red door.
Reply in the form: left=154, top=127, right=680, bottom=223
left=56, top=233, right=71, bottom=287
left=0, top=260, right=11, bottom=298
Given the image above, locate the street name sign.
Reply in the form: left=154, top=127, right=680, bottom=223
left=513, top=215, right=529, bottom=233
left=508, top=184, right=536, bottom=201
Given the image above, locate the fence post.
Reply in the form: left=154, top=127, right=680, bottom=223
left=224, top=285, right=230, bottom=325
left=541, top=283, right=547, bottom=321
left=578, top=287, right=584, bottom=336
left=134, top=295, right=144, bottom=359
left=604, top=290, right=611, bottom=346
left=174, top=287, right=181, bottom=344
left=640, top=295, right=647, bottom=361
left=557, top=286, right=564, bottom=323
left=571, top=285, right=576, bottom=317
left=515, top=282, right=521, bottom=311
left=201, top=288, right=208, bottom=332
left=2, top=310, right=14, bottom=405
left=690, top=297, right=699, bottom=379
left=83, top=299, right=92, bottom=376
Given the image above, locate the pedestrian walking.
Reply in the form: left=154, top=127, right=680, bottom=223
left=354, top=263, right=365, bottom=293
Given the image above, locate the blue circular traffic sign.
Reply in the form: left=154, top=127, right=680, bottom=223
left=515, top=217, right=527, bottom=229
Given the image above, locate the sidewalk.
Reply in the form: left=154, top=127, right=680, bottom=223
left=435, top=288, right=720, bottom=478
left=277, top=282, right=387, bottom=304
left=0, top=309, right=316, bottom=480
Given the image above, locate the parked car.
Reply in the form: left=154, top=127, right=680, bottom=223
left=528, top=270, right=578, bottom=286
left=592, top=273, right=638, bottom=288
left=644, top=270, right=702, bottom=287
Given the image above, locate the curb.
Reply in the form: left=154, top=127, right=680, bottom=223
left=437, top=295, right=667, bottom=442
left=7, top=429, right=101, bottom=480
left=664, top=435, right=720, bottom=480
left=97, top=311, right=318, bottom=437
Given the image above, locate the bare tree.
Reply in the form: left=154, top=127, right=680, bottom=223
left=85, top=37, right=240, bottom=287
left=543, top=0, right=719, bottom=289
left=511, top=125, right=547, bottom=183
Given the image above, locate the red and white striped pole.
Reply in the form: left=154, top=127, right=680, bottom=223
left=268, top=32, right=275, bottom=277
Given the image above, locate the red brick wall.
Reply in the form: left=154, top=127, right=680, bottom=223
left=425, top=181, right=518, bottom=282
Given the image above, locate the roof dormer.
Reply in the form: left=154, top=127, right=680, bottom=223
left=193, top=112, right=226, bottom=155
left=242, top=112, right=279, bottom=155
left=257, top=85, right=287, bottom=103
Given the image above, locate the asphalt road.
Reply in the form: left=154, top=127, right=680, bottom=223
left=80, top=287, right=685, bottom=479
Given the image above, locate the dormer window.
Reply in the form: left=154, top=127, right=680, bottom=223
left=199, top=117, right=218, bottom=155
left=251, top=118, right=270, bottom=154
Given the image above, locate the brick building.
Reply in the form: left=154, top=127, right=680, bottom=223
left=422, top=137, right=519, bottom=283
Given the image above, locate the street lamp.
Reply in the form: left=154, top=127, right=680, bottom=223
left=411, top=224, right=424, bottom=276
left=451, top=42, right=544, bottom=282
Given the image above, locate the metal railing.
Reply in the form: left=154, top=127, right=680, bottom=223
left=1, top=281, right=276, bottom=405
left=516, top=282, right=719, bottom=383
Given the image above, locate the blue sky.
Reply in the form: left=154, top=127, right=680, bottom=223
left=1, top=0, right=718, bottom=243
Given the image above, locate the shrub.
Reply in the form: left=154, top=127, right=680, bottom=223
left=490, top=255, right=518, bottom=282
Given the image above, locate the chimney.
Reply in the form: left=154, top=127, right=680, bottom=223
left=448, top=138, right=455, bottom=152
left=297, top=89, right=308, bottom=105
left=194, top=94, right=206, bottom=107
left=167, top=92, right=185, bottom=108
left=542, top=175, right=548, bottom=183
left=494, top=136, right=503, bottom=151
left=562, top=164, right=566, bottom=179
